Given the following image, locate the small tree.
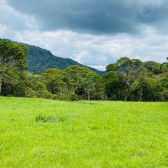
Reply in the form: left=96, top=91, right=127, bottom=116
left=0, top=39, right=29, bottom=94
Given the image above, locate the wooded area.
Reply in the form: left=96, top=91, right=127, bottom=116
left=1, top=39, right=168, bottom=101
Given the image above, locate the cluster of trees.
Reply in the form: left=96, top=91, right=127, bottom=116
left=105, top=57, right=168, bottom=101
left=0, top=39, right=168, bottom=101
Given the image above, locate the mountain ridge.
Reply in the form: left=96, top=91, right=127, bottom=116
left=19, top=42, right=105, bottom=76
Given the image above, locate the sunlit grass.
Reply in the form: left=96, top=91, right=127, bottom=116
left=0, top=97, right=168, bottom=167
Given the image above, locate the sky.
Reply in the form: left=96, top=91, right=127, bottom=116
left=0, top=0, right=168, bottom=71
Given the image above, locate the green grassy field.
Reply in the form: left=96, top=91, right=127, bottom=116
left=0, top=97, right=168, bottom=168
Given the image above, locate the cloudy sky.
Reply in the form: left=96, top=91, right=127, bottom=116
left=0, top=0, right=168, bottom=70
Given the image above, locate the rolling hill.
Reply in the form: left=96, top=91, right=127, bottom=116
left=23, top=43, right=105, bottom=76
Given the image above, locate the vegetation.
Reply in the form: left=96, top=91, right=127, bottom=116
left=0, top=39, right=168, bottom=167
left=24, top=43, right=105, bottom=76
left=0, top=39, right=168, bottom=101
left=0, top=97, right=168, bottom=167
left=0, top=39, right=29, bottom=94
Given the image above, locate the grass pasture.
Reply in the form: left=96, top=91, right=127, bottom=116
left=0, top=97, right=168, bottom=167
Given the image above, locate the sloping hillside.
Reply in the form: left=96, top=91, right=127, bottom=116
left=24, top=44, right=105, bottom=76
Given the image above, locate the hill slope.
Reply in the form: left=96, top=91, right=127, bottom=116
left=24, top=44, right=105, bottom=76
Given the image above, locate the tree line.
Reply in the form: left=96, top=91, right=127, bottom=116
left=0, top=39, right=168, bottom=101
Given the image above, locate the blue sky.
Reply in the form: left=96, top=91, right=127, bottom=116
left=0, top=0, right=168, bottom=70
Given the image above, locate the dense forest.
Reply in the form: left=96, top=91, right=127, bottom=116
left=1, top=39, right=168, bottom=101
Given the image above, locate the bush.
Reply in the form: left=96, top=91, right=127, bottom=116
left=94, top=92, right=105, bottom=100
left=35, top=82, right=45, bottom=91
left=41, top=90, right=53, bottom=99
left=59, top=94, right=68, bottom=101
left=25, top=89, right=37, bottom=98
left=161, top=90, right=168, bottom=101
left=68, top=92, right=78, bottom=101
left=77, top=95, right=86, bottom=100
left=52, top=94, right=59, bottom=100
left=109, top=94, right=117, bottom=101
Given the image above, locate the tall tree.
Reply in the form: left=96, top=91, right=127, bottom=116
left=0, top=39, right=29, bottom=94
left=106, top=57, right=142, bottom=101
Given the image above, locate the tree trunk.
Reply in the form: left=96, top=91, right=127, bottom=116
left=88, top=85, right=91, bottom=100
left=139, top=89, right=143, bottom=101
left=124, top=84, right=131, bottom=101
left=124, top=91, right=128, bottom=101
left=0, top=77, right=2, bottom=95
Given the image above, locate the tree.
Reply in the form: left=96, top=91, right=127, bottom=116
left=0, top=39, right=29, bottom=94
left=103, top=71, right=123, bottom=100
left=142, top=61, right=160, bottom=72
left=106, top=57, right=142, bottom=101
left=42, top=69, right=66, bottom=94
left=84, top=72, right=96, bottom=100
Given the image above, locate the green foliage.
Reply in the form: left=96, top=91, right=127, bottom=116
left=142, top=61, right=160, bottom=72
left=161, top=90, right=168, bottom=101
left=0, top=39, right=29, bottom=94
left=35, top=82, right=45, bottom=91
left=68, top=92, right=78, bottom=101
left=152, top=63, right=168, bottom=74
left=59, top=94, right=68, bottom=100
left=94, top=91, right=105, bottom=100
left=161, top=77, right=168, bottom=88
left=0, top=48, right=167, bottom=102
left=35, top=114, right=56, bottom=122
left=103, top=72, right=124, bottom=100
left=42, top=68, right=66, bottom=94
left=41, top=90, right=53, bottom=99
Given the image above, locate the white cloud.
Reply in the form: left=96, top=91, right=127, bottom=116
left=1, top=28, right=168, bottom=71
left=0, top=0, right=38, bottom=32
left=0, top=0, right=168, bottom=71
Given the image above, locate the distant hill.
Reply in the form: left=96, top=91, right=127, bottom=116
left=22, top=43, right=105, bottom=76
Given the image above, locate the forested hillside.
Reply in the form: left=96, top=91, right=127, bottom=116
left=24, top=43, right=105, bottom=76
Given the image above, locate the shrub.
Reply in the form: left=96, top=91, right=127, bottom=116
left=68, top=92, right=78, bottom=101
left=59, top=94, right=68, bottom=101
left=35, top=82, right=45, bottom=91
left=109, top=94, right=117, bottom=100
left=52, top=94, right=59, bottom=100
left=161, top=90, right=168, bottom=101
left=25, top=89, right=37, bottom=98
left=41, top=90, right=53, bottom=99
left=94, top=91, right=105, bottom=100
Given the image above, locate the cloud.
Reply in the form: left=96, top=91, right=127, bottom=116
left=1, top=0, right=168, bottom=71
left=0, top=0, right=38, bottom=32
left=5, top=0, right=168, bottom=35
